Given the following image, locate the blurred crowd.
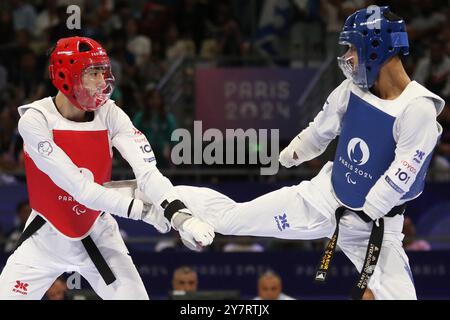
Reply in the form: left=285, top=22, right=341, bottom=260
left=0, top=0, right=448, bottom=175
left=0, top=0, right=448, bottom=252
left=0, top=0, right=260, bottom=174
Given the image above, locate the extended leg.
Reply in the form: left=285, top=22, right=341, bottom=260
left=175, top=185, right=335, bottom=240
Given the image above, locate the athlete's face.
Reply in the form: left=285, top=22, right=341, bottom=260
left=81, top=66, right=107, bottom=97
left=342, top=45, right=358, bottom=72
left=337, top=44, right=363, bottom=86
left=72, top=62, right=115, bottom=111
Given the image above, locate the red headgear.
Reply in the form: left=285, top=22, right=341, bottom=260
left=49, top=37, right=115, bottom=111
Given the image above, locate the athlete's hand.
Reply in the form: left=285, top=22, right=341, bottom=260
left=103, top=180, right=171, bottom=233
left=171, top=208, right=215, bottom=251
left=279, top=136, right=303, bottom=168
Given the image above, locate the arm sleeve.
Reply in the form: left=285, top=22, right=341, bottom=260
left=107, top=104, right=179, bottom=206
left=363, top=98, right=440, bottom=219
left=294, top=80, right=351, bottom=159
left=18, top=109, right=133, bottom=217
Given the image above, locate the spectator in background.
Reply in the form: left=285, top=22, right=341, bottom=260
left=0, top=106, right=18, bottom=170
left=320, top=0, right=346, bottom=58
left=172, top=266, right=198, bottom=293
left=139, top=1, right=172, bottom=44
left=200, top=1, right=242, bottom=63
left=34, top=0, right=60, bottom=39
left=407, top=0, right=447, bottom=43
left=135, top=41, right=166, bottom=88
left=125, top=18, right=152, bottom=68
left=402, top=217, right=431, bottom=251
left=4, top=29, right=34, bottom=85
left=413, top=40, right=450, bottom=100
left=103, top=0, right=132, bottom=34
left=133, top=88, right=177, bottom=168
left=12, top=49, right=46, bottom=103
left=45, top=277, right=68, bottom=300
left=107, top=30, right=141, bottom=117
left=164, top=23, right=196, bottom=62
left=342, top=0, right=374, bottom=13
left=254, top=271, right=295, bottom=300
left=0, top=87, right=24, bottom=172
left=433, top=105, right=450, bottom=180
left=0, top=10, right=14, bottom=46
left=12, top=0, right=37, bottom=34
left=174, top=0, right=208, bottom=53
left=4, top=200, right=31, bottom=253
left=108, top=29, right=136, bottom=82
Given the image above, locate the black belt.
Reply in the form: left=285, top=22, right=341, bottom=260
left=352, top=204, right=406, bottom=223
left=81, top=235, right=116, bottom=285
left=16, top=215, right=46, bottom=249
left=314, top=204, right=405, bottom=299
left=351, top=218, right=384, bottom=299
left=15, top=215, right=116, bottom=286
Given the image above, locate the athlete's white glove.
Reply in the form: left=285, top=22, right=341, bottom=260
left=165, top=201, right=215, bottom=251
left=103, top=180, right=171, bottom=234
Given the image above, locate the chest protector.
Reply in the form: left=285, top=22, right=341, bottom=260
left=331, top=82, right=444, bottom=209
left=22, top=98, right=112, bottom=239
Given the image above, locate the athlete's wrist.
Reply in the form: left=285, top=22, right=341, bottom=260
left=362, top=201, right=385, bottom=221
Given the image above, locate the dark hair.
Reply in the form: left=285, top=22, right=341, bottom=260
left=173, top=266, right=197, bottom=280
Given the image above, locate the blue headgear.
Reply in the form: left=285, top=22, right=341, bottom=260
left=337, top=6, right=409, bottom=89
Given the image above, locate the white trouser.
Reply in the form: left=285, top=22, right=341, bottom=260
left=175, top=162, right=416, bottom=300
left=0, top=212, right=148, bottom=300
